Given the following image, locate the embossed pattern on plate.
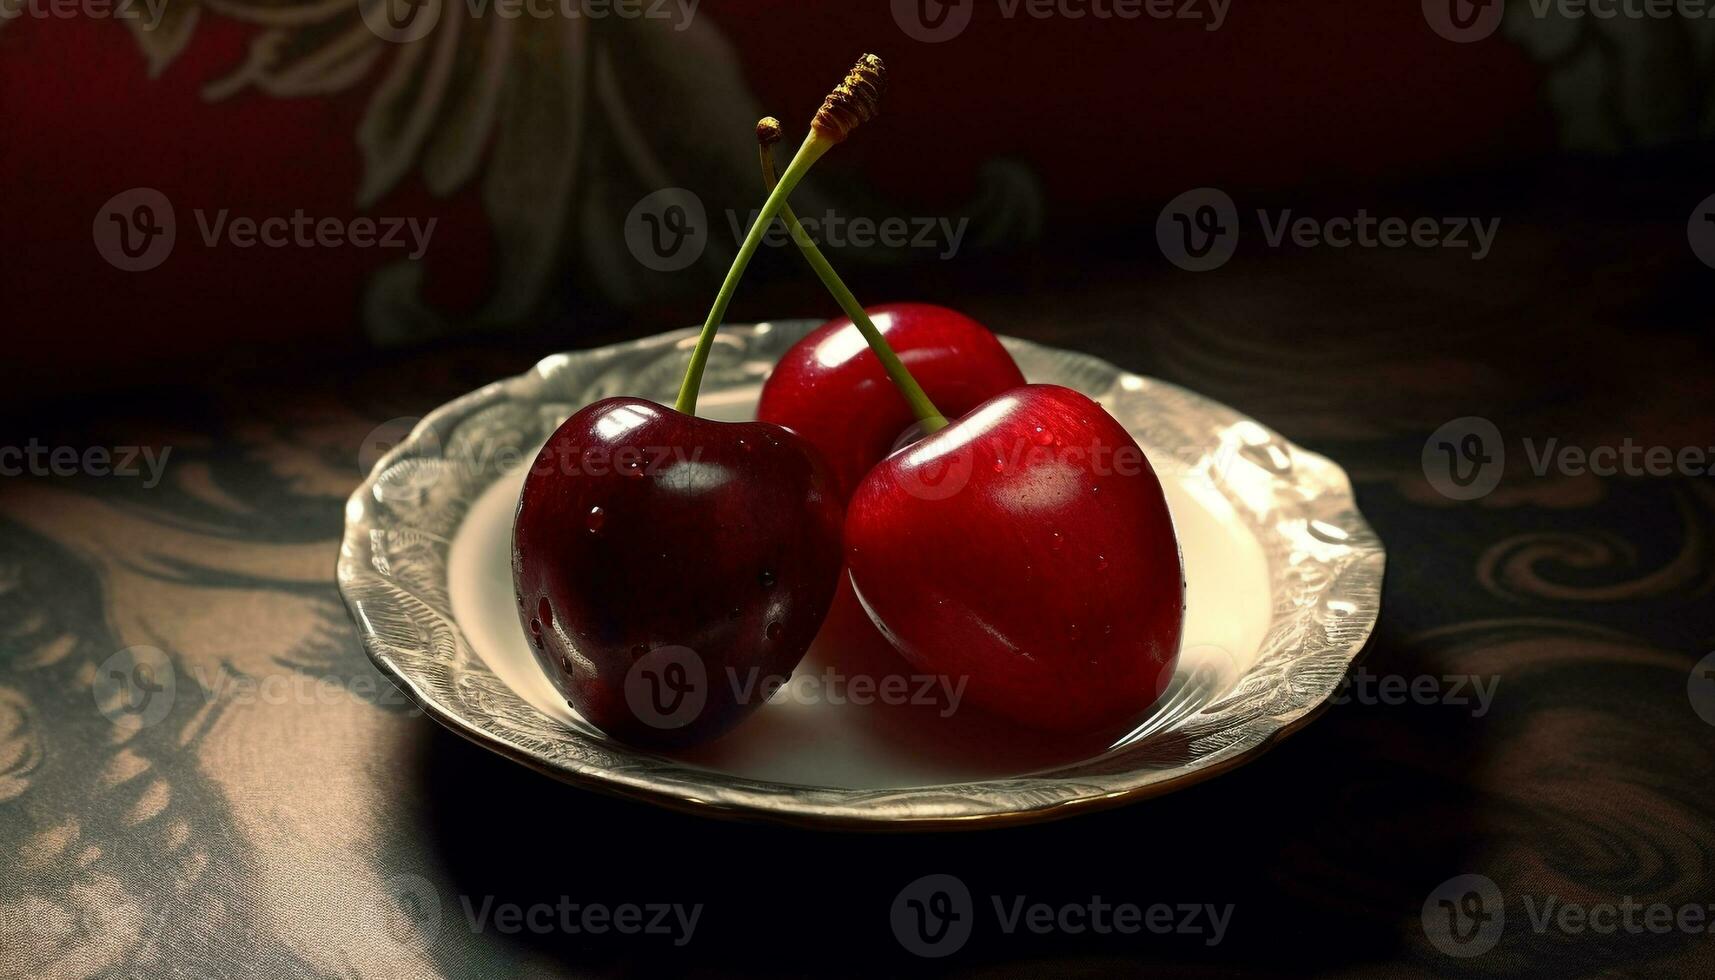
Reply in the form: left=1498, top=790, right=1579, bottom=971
left=337, top=322, right=1386, bottom=828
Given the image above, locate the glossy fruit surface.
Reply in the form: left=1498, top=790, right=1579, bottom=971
left=757, top=303, right=1025, bottom=500
left=844, top=384, right=1184, bottom=736
left=513, top=397, right=844, bottom=747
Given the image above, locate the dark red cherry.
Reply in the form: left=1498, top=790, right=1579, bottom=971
left=844, top=384, right=1184, bottom=737
left=513, top=397, right=843, bottom=747
left=757, top=303, right=1025, bottom=500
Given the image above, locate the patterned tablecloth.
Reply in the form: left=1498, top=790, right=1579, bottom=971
left=2, top=202, right=1711, bottom=977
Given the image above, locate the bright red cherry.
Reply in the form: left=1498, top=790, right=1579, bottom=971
left=757, top=303, right=1026, bottom=500
left=844, top=384, right=1185, bottom=736
left=513, top=397, right=844, bottom=747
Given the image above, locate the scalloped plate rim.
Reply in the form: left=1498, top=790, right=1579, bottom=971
left=336, top=323, right=1387, bottom=830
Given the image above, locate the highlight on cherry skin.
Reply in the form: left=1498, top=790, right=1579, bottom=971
left=844, top=383, right=1187, bottom=738
left=757, top=303, right=1026, bottom=501
left=511, top=397, right=844, bottom=748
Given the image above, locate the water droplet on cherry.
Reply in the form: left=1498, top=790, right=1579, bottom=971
left=537, top=597, right=553, bottom=625
left=1049, top=530, right=1065, bottom=551
left=766, top=621, right=784, bottom=641
left=759, top=569, right=776, bottom=588
left=1095, top=555, right=1109, bottom=572
left=585, top=506, right=606, bottom=533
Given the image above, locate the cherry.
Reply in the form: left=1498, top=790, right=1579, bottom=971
left=844, top=384, right=1185, bottom=736
left=742, top=109, right=1182, bottom=736
left=758, top=302, right=1026, bottom=500
left=513, top=398, right=842, bottom=747
left=512, top=56, right=889, bottom=747
left=744, top=118, right=1022, bottom=501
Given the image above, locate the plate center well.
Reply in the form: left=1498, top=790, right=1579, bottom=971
left=447, top=386, right=1272, bottom=789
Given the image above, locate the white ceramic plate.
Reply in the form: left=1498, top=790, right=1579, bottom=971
left=338, top=322, right=1385, bottom=828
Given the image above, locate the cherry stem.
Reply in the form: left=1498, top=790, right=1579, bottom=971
left=674, top=132, right=834, bottom=416
left=757, top=132, right=948, bottom=433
